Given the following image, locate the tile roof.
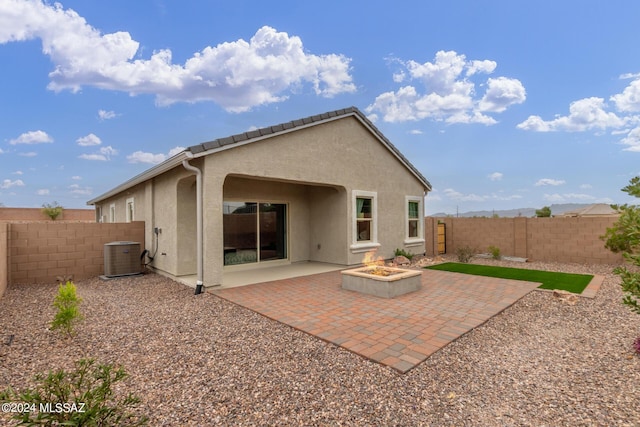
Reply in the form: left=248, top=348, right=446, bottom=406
left=187, top=106, right=431, bottom=190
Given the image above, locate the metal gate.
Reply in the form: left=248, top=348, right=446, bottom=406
left=437, top=222, right=446, bottom=254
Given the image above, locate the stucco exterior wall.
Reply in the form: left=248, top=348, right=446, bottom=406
left=91, top=115, right=428, bottom=287
left=201, top=116, right=426, bottom=285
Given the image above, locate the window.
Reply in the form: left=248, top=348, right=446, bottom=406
left=356, top=197, right=372, bottom=241
left=351, top=190, right=379, bottom=253
left=405, top=196, right=424, bottom=246
left=109, top=204, right=116, bottom=223
left=408, top=201, right=419, bottom=238
left=126, top=198, right=135, bottom=223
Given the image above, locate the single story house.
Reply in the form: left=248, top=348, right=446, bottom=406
left=87, top=107, right=432, bottom=292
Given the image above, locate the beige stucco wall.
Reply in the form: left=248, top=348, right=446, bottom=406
left=92, top=115, right=428, bottom=287
left=200, top=115, right=426, bottom=285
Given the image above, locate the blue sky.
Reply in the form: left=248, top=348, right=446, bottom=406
left=2, top=0, right=640, bottom=214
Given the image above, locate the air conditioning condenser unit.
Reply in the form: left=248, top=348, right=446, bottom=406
left=104, top=241, right=142, bottom=277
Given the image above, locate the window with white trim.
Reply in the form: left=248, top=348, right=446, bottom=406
left=126, top=198, right=135, bottom=223
left=109, top=204, right=116, bottom=223
left=405, top=196, right=425, bottom=246
left=351, top=190, right=379, bottom=252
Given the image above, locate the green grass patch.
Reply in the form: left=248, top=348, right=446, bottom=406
left=425, top=262, right=593, bottom=294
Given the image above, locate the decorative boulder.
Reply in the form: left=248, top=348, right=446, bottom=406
left=393, top=255, right=411, bottom=266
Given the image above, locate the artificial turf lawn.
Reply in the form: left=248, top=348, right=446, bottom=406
left=424, top=262, right=593, bottom=294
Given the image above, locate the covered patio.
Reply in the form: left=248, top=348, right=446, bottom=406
left=210, top=268, right=540, bottom=373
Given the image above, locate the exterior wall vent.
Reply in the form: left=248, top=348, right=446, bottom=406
left=104, top=241, right=141, bottom=277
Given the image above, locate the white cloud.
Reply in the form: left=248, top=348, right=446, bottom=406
left=79, top=145, right=117, bottom=161
left=9, top=130, right=53, bottom=145
left=488, top=172, right=503, bottom=181
left=0, top=148, right=4, bottom=154
left=535, top=178, right=566, bottom=186
left=544, top=193, right=596, bottom=203
left=611, top=78, right=640, bottom=113
left=478, top=77, right=527, bottom=113
left=18, top=152, right=37, bottom=157
left=71, top=175, right=82, bottom=180
left=76, top=133, right=102, bottom=146
left=1, top=179, right=24, bottom=189
left=98, top=109, right=117, bottom=120
left=443, top=188, right=486, bottom=202
left=408, top=129, right=423, bottom=135
left=36, top=189, right=50, bottom=195
left=13, top=170, right=22, bottom=175
left=68, top=184, right=92, bottom=196
left=366, top=50, right=525, bottom=124
left=443, top=187, right=521, bottom=202
left=127, top=146, right=185, bottom=164
left=579, top=184, right=593, bottom=189
left=0, top=1, right=355, bottom=112
left=517, top=97, right=626, bottom=132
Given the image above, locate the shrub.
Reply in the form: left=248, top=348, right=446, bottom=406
left=0, top=358, right=148, bottom=426
left=456, top=246, right=476, bottom=263
left=488, top=245, right=501, bottom=260
left=51, top=281, right=83, bottom=337
left=42, top=201, right=63, bottom=220
left=394, top=248, right=414, bottom=260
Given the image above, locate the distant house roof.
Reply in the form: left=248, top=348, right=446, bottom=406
left=87, top=106, right=431, bottom=205
left=562, top=203, right=619, bottom=217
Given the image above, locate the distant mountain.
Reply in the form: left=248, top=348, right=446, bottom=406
left=429, top=203, right=593, bottom=218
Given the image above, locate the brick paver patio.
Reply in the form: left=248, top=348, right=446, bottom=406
left=211, top=269, right=540, bottom=373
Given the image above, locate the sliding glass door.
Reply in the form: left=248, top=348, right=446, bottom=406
left=223, top=201, right=287, bottom=266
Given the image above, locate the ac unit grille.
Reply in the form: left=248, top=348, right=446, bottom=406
left=104, top=241, right=141, bottom=277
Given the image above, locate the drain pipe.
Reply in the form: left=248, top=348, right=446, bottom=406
left=182, top=154, right=204, bottom=295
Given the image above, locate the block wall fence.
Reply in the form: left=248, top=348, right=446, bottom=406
left=1, top=221, right=144, bottom=296
left=0, top=207, right=95, bottom=222
left=425, top=216, right=624, bottom=265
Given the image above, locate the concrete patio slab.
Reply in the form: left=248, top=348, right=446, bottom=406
left=211, top=269, right=540, bottom=373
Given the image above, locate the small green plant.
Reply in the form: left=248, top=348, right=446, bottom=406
left=488, top=245, right=501, bottom=260
left=394, top=248, right=414, bottom=260
left=456, top=246, right=476, bottom=263
left=0, top=358, right=148, bottom=426
left=42, top=201, right=64, bottom=220
left=51, top=281, right=83, bottom=337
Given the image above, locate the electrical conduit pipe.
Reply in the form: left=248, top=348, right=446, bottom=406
left=182, top=155, right=204, bottom=295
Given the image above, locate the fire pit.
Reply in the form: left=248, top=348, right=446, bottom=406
left=341, top=265, right=422, bottom=298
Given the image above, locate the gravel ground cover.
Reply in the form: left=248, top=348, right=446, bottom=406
left=1, top=256, right=639, bottom=426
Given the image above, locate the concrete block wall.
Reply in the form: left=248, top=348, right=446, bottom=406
left=7, top=221, right=145, bottom=285
left=0, top=207, right=95, bottom=222
left=0, top=223, right=7, bottom=297
left=425, top=216, right=623, bottom=264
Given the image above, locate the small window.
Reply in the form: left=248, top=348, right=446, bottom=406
left=405, top=196, right=424, bottom=246
left=109, top=204, right=116, bottom=223
left=351, top=190, right=379, bottom=253
left=408, top=201, right=419, bottom=238
left=356, top=197, right=372, bottom=241
left=126, top=198, right=135, bottom=223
